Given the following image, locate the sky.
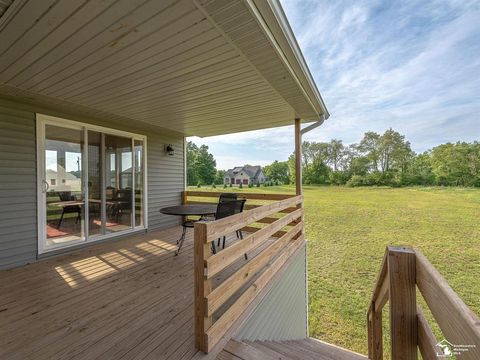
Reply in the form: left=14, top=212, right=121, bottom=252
left=190, top=0, right=480, bottom=170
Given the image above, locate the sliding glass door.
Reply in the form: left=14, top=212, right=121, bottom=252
left=43, top=124, right=86, bottom=247
left=37, top=115, right=147, bottom=253
left=104, top=134, right=133, bottom=233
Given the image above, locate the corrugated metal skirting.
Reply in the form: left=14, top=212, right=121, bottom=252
left=234, top=243, right=308, bottom=341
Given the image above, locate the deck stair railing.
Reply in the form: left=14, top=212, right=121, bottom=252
left=183, top=191, right=304, bottom=353
left=368, top=246, right=480, bottom=360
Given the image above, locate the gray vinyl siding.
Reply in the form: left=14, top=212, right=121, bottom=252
left=235, top=243, right=308, bottom=341
left=0, top=105, right=37, bottom=269
left=0, top=99, right=184, bottom=270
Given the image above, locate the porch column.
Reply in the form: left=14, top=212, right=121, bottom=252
left=294, top=118, right=302, bottom=195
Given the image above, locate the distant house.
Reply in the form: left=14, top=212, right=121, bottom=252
left=224, top=165, right=266, bottom=185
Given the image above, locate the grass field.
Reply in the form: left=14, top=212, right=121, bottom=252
left=190, top=185, right=480, bottom=355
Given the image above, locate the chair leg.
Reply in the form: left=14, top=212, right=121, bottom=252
left=239, top=230, right=243, bottom=240
left=217, top=238, right=221, bottom=247
left=222, top=236, right=226, bottom=249
left=57, top=210, right=65, bottom=229
left=244, top=253, right=248, bottom=260
left=175, top=226, right=187, bottom=256
left=211, top=242, right=217, bottom=254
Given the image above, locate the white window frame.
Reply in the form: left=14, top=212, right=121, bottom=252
left=36, top=114, right=148, bottom=254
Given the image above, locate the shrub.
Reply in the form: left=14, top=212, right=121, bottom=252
left=248, top=183, right=253, bottom=188
left=229, top=183, right=232, bottom=188
left=346, top=175, right=364, bottom=187
left=239, top=183, right=243, bottom=189
left=212, top=183, right=216, bottom=188
left=196, top=181, right=201, bottom=188
left=329, top=171, right=348, bottom=185
left=256, top=182, right=260, bottom=187
left=223, top=184, right=227, bottom=188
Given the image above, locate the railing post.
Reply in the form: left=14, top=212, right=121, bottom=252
left=194, top=222, right=212, bottom=353
left=294, top=118, right=302, bottom=196
left=372, top=301, right=383, bottom=360
left=387, top=247, right=417, bottom=360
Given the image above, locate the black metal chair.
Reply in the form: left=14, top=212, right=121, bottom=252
left=57, top=192, right=81, bottom=229
left=216, top=193, right=245, bottom=246
left=213, top=199, right=246, bottom=253
left=176, top=196, right=245, bottom=256
left=219, top=193, right=237, bottom=202
left=113, top=188, right=132, bottom=222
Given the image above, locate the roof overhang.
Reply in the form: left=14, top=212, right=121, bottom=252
left=0, top=0, right=329, bottom=137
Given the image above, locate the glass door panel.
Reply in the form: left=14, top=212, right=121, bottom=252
left=87, top=131, right=102, bottom=237
left=104, top=135, right=133, bottom=233
left=134, top=139, right=144, bottom=227
left=45, top=125, right=85, bottom=247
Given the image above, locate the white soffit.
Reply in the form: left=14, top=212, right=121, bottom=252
left=0, top=0, right=327, bottom=137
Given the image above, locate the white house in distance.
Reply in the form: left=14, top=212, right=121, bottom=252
left=225, top=165, right=266, bottom=185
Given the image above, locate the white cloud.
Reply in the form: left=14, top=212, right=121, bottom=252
left=190, top=0, right=480, bottom=167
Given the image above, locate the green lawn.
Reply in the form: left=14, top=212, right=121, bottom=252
left=190, top=185, right=480, bottom=355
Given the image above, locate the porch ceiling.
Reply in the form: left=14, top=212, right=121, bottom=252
left=0, top=0, right=328, bottom=137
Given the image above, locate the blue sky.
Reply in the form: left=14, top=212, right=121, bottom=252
left=190, top=0, right=480, bottom=170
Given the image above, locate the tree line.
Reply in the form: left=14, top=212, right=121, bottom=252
left=187, top=129, right=480, bottom=187
left=281, top=129, right=479, bottom=187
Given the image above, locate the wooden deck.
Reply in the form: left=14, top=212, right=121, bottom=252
left=0, top=224, right=367, bottom=360
left=0, top=226, right=246, bottom=360
left=219, top=339, right=368, bottom=360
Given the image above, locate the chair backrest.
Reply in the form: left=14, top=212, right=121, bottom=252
left=215, top=199, right=246, bottom=220
left=58, top=191, right=73, bottom=201
left=218, top=193, right=237, bottom=203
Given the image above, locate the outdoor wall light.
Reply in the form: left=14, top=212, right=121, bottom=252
left=164, top=144, right=175, bottom=156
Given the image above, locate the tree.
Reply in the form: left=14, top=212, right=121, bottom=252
left=327, top=139, right=344, bottom=171
left=215, top=170, right=226, bottom=185
left=186, top=141, right=217, bottom=186
left=264, top=161, right=290, bottom=184
left=186, top=141, right=199, bottom=186
left=195, top=145, right=217, bottom=185
left=377, top=128, right=413, bottom=173
left=430, top=142, right=480, bottom=186
left=358, top=132, right=381, bottom=171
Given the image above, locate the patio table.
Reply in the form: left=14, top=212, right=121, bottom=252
left=160, top=204, right=218, bottom=255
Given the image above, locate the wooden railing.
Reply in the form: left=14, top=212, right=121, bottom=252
left=368, top=246, right=480, bottom=360
left=186, top=191, right=305, bottom=353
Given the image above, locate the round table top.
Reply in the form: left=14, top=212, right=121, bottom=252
left=159, top=204, right=217, bottom=216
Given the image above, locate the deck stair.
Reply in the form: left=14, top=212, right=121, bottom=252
left=218, top=338, right=367, bottom=360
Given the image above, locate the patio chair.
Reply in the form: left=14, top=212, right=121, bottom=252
left=216, top=193, right=245, bottom=245
left=57, top=192, right=82, bottom=229
left=213, top=199, right=246, bottom=253
left=219, top=193, right=237, bottom=202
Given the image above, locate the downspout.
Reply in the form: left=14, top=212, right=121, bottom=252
left=300, top=114, right=326, bottom=135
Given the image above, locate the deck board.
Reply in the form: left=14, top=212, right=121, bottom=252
left=221, top=339, right=368, bottom=360
left=0, top=226, right=225, bottom=360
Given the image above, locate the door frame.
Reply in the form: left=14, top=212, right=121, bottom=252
left=36, top=114, right=148, bottom=255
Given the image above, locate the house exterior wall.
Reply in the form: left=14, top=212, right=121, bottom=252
left=0, top=99, right=184, bottom=270
left=235, top=172, right=251, bottom=185
left=234, top=243, right=308, bottom=341
left=256, top=170, right=266, bottom=184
